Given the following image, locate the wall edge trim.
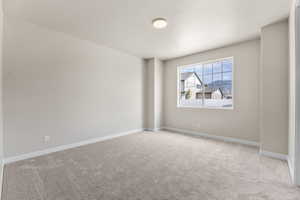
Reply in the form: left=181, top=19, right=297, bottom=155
left=3, top=129, right=144, bottom=164
left=288, top=156, right=295, bottom=183
left=259, top=149, right=288, bottom=161
left=162, top=127, right=260, bottom=147
left=0, top=160, right=4, bottom=200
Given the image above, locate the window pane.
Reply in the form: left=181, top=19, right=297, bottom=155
left=203, top=63, right=212, bottom=75
left=213, top=73, right=222, bottom=87
left=203, top=75, right=212, bottom=85
left=213, top=62, right=222, bottom=73
left=178, top=58, right=233, bottom=109
left=179, top=68, right=203, bottom=107
left=222, top=59, right=232, bottom=72
left=223, top=72, right=232, bottom=81
left=221, top=84, right=232, bottom=98
left=195, top=65, right=203, bottom=77
left=181, top=66, right=194, bottom=73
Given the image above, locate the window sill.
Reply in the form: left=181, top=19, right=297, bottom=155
left=177, top=105, right=234, bottom=110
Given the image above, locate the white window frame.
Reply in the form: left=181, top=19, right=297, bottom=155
left=177, top=57, right=234, bottom=110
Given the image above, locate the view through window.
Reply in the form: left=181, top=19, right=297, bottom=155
left=178, top=57, right=233, bottom=109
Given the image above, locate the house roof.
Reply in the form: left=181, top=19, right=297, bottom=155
left=197, top=87, right=224, bottom=96
left=181, top=72, right=231, bottom=96
left=180, top=72, right=202, bottom=84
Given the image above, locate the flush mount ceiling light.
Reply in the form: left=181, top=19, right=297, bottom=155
left=152, top=18, right=168, bottom=29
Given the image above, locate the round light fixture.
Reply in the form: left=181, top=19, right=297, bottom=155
left=152, top=18, right=168, bottom=29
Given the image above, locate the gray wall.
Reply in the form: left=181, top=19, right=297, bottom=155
left=295, top=1, right=300, bottom=185
left=260, top=20, right=289, bottom=154
left=145, top=58, right=155, bottom=130
left=3, top=19, right=145, bottom=157
left=154, top=58, right=163, bottom=129
left=163, top=39, right=260, bottom=142
left=145, top=58, right=163, bottom=131
left=0, top=0, right=3, bottom=197
left=289, top=0, right=300, bottom=185
left=289, top=0, right=298, bottom=183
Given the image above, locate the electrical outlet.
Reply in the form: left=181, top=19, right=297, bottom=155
left=44, top=136, right=50, bottom=143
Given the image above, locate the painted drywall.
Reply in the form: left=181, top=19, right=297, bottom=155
left=295, top=1, right=300, bottom=185
left=0, top=0, right=3, bottom=198
left=145, top=58, right=163, bottom=130
left=289, top=0, right=300, bottom=185
left=154, top=59, right=163, bottom=129
left=289, top=0, right=297, bottom=182
left=260, top=20, right=289, bottom=155
left=145, top=58, right=155, bottom=130
left=3, top=18, right=145, bottom=157
left=163, top=39, right=260, bottom=142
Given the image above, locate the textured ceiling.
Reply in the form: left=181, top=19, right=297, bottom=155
left=4, top=0, right=292, bottom=59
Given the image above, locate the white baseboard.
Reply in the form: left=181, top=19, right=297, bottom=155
left=4, top=129, right=144, bottom=164
left=144, top=128, right=161, bottom=132
left=162, top=127, right=260, bottom=147
left=288, top=156, right=295, bottom=183
left=0, top=159, right=4, bottom=200
left=259, top=149, right=288, bottom=161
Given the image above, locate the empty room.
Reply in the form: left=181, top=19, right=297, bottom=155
left=0, top=0, right=299, bottom=199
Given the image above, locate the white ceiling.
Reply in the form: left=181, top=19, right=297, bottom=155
left=4, top=0, right=292, bottom=60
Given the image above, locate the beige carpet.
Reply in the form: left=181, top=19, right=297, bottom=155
left=2, top=131, right=300, bottom=200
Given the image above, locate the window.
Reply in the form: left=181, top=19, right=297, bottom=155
left=177, top=57, right=233, bottom=109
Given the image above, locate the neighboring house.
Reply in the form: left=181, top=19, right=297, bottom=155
left=196, top=88, right=224, bottom=99
left=181, top=72, right=225, bottom=100
left=211, top=89, right=223, bottom=99
left=180, top=72, right=202, bottom=99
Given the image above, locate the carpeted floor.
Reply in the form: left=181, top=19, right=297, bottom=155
left=2, top=131, right=300, bottom=200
